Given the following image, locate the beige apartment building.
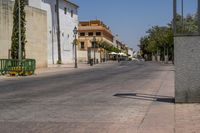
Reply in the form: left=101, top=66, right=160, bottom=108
left=78, top=20, right=114, bottom=63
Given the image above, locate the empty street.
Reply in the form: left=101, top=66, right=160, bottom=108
left=0, top=62, right=182, bottom=133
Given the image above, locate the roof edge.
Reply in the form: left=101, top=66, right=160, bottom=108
left=64, top=0, right=79, bottom=8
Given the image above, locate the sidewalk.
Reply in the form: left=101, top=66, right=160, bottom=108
left=0, top=61, right=117, bottom=81
left=35, top=63, right=90, bottom=75
left=137, top=64, right=200, bottom=133
left=0, top=61, right=120, bottom=82
left=35, top=61, right=118, bottom=75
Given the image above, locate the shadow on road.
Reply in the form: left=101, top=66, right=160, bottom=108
left=113, top=93, right=175, bottom=103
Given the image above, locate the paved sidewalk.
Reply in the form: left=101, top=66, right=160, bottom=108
left=137, top=64, right=200, bottom=133
left=35, top=61, right=118, bottom=75
left=0, top=61, right=118, bottom=81
left=138, top=65, right=175, bottom=133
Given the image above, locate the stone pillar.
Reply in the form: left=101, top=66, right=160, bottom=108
left=175, top=36, right=200, bottom=103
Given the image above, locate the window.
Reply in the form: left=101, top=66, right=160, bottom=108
left=80, top=42, right=85, bottom=49
left=88, top=32, right=93, bottom=36
left=64, top=7, right=67, bottom=14
left=71, top=10, right=73, bottom=18
left=80, top=32, right=85, bottom=36
left=96, top=32, right=101, bottom=36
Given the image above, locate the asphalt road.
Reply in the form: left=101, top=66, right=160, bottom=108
left=0, top=61, right=174, bottom=133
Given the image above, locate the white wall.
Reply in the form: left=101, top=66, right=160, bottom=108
left=29, top=0, right=78, bottom=65
left=128, top=49, right=133, bottom=58
left=29, top=0, right=42, bottom=9
left=59, top=0, right=78, bottom=64
left=78, top=51, right=87, bottom=62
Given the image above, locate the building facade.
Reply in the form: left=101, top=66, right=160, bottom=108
left=27, top=0, right=79, bottom=65
left=78, top=20, right=114, bottom=63
left=128, top=48, right=134, bottom=58
left=0, top=0, right=48, bottom=68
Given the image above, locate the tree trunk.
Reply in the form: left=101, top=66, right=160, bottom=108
left=56, top=0, right=62, bottom=64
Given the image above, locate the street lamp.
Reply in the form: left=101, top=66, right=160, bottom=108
left=73, top=26, right=78, bottom=68
left=93, top=35, right=96, bottom=64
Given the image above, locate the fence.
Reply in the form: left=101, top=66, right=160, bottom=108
left=0, top=59, right=36, bottom=76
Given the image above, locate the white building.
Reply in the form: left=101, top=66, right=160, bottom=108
left=27, top=0, right=79, bottom=64
left=128, top=48, right=134, bottom=58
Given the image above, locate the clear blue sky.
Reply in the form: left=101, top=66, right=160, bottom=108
left=71, top=0, right=197, bottom=50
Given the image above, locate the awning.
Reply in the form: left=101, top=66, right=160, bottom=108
left=109, top=52, right=118, bottom=55
left=118, top=53, right=127, bottom=56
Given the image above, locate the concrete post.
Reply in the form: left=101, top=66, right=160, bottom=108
left=175, top=36, right=200, bottom=103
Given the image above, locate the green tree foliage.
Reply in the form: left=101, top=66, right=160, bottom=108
left=99, top=41, right=121, bottom=53
left=11, top=0, right=27, bottom=59
left=173, top=14, right=198, bottom=33
left=139, top=13, right=197, bottom=61
left=139, top=26, right=174, bottom=60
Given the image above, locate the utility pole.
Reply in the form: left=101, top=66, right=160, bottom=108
left=181, top=0, right=184, bottom=32
left=56, top=0, right=62, bottom=64
left=173, top=0, right=177, bottom=35
left=18, top=0, right=22, bottom=60
left=198, top=0, right=200, bottom=34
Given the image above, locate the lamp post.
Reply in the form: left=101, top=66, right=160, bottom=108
left=73, top=26, right=78, bottom=68
left=93, top=36, right=96, bottom=64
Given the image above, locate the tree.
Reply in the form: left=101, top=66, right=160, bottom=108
left=171, top=14, right=198, bottom=33
left=139, top=36, right=150, bottom=58
left=139, top=26, right=174, bottom=61
left=99, top=41, right=121, bottom=53
left=11, top=0, right=26, bottom=59
left=140, top=12, right=198, bottom=61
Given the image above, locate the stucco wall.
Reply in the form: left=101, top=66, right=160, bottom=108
left=0, top=1, right=47, bottom=68
left=78, top=50, right=101, bottom=63
left=175, top=36, right=200, bottom=103
left=78, top=50, right=87, bottom=62
left=128, top=49, right=133, bottom=57
left=28, top=0, right=79, bottom=64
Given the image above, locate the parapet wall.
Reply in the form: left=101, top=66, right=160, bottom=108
left=0, top=0, right=47, bottom=68
left=175, top=36, right=200, bottom=103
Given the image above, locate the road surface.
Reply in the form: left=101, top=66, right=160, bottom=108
left=0, top=61, right=175, bottom=133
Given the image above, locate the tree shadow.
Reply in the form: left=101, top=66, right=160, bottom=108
left=113, top=93, right=175, bottom=103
